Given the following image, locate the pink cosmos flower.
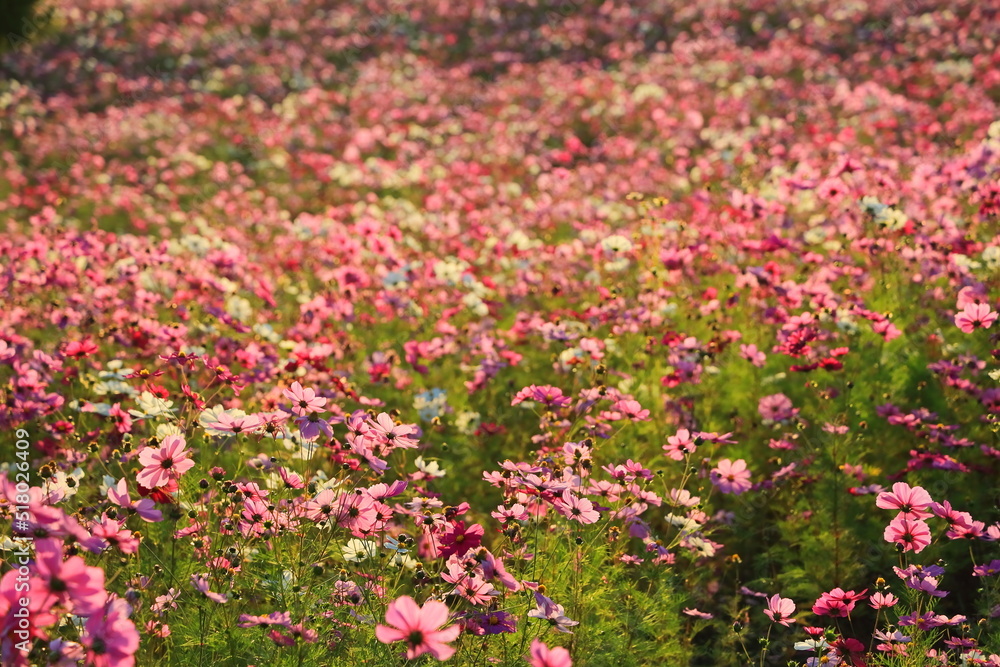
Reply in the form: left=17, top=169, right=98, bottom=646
left=0, top=569, right=58, bottom=665
left=511, top=384, right=572, bottom=408
left=554, top=490, right=600, bottom=524
left=107, top=478, right=162, bottom=522
left=613, top=399, right=650, bottom=421
left=191, top=574, right=228, bottom=604
left=368, top=412, right=419, bottom=448
left=758, top=393, right=798, bottom=422
left=884, top=516, right=932, bottom=553
left=375, top=596, right=461, bottom=661
left=438, top=521, right=485, bottom=558
left=710, top=459, right=752, bottom=495
left=955, top=303, right=998, bottom=333
left=81, top=599, right=140, bottom=667
left=739, top=343, right=766, bottom=367
left=875, top=482, right=933, bottom=519
left=296, top=413, right=334, bottom=441
left=812, top=587, right=868, bottom=618
left=763, top=594, right=796, bottom=626
left=528, top=638, right=572, bottom=667
left=48, top=638, right=86, bottom=667
left=283, top=381, right=326, bottom=416
left=33, top=538, right=107, bottom=616
left=136, top=435, right=195, bottom=489
left=869, top=592, right=899, bottom=609
left=528, top=592, right=579, bottom=633
left=203, top=412, right=263, bottom=435
left=663, top=428, right=697, bottom=461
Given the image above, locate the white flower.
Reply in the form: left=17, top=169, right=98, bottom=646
left=389, top=552, right=418, bottom=570
left=155, top=423, right=183, bottom=440
left=414, top=456, right=446, bottom=478
left=600, top=234, right=633, bottom=255
left=342, top=539, right=379, bottom=563
left=454, top=411, right=481, bottom=435
left=128, top=391, right=175, bottom=419
left=981, top=245, right=1000, bottom=271
left=225, top=295, right=253, bottom=323
left=44, top=468, right=85, bottom=503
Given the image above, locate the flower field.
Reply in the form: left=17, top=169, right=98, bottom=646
left=2, top=0, right=1000, bottom=665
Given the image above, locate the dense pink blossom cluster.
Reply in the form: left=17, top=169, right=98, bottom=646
left=2, top=0, right=1000, bottom=664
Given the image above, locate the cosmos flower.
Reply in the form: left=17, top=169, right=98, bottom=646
left=136, top=435, right=195, bottom=489
left=375, top=596, right=461, bottom=661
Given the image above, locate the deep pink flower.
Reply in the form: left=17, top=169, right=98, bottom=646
left=528, top=638, right=572, bottom=667
left=438, top=521, right=484, bottom=558
left=375, top=596, right=461, bottom=661
left=136, top=434, right=195, bottom=489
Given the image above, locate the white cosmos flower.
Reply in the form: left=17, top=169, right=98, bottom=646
left=128, top=391, right=176, bottom=419
left=342, top=539, right=379, bottom=563
left=414, top=456, right=446, bottom=478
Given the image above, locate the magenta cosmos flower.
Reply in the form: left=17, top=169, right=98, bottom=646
left=954, top=303, right=998, bottom=333
left=375, top=595, right=461, bottom=661
left=763, top=594, right=796, bottom=626
left=875, top=482, right=933, bottom=520
left=710, top=459, right=752, bottom=495
left=884, top=516, right=932, bottom=553
left=528, top=638, right=572, bottom=667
